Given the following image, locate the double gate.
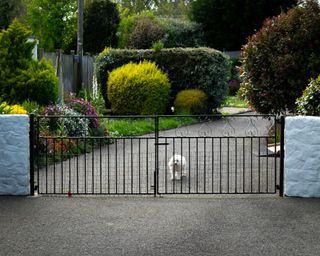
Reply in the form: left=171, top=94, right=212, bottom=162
left=30, top=114, right=283, bottom=196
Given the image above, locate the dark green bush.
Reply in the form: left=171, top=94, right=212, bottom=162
left=296, top=75, right=320, bottom=116
left=0, top=20, right=58, bottom=105
left=240, top=0, right=320, bottom=114
left=14, top=60, right=59, bottom=105
left=174, top=89, right=208, bottom=114
left=117, top=11, right=154, bottom=49
left=107, top=61, right=171, bottom=115
left=95, top=47, right=230, bottom=111
left=157, top=17, right=204, bottom=48
left=127, top=16, right=164, bottom=49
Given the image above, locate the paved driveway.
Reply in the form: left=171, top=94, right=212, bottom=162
left=0, top=196, right=320, bottom=256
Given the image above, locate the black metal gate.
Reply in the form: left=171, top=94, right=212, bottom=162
left=30, top=114, right=283, bottom=196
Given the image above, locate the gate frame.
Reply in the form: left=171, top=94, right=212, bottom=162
left=29, top=114, right=284, bottom=196
left=279, top=116, right=285, bottom=197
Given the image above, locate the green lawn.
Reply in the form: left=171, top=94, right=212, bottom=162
left=222, top=96, right=248, bottom=108
left=103, top=116, right=198, bottom=137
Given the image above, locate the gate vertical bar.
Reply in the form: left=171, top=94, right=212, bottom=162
left=29, top=114, right=35, bottom=196
left=154, top=116, right=159, bottom=197
left=279, top=116, right=285, bottom=197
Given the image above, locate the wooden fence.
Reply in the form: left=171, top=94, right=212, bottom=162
left=39, top=50, right=95, bottom=98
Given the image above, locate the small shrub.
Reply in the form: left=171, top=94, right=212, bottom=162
left=174, top=89, right=208, bottom=114
left=21, top=101, right=42, bottom=114
left=152, top=40, right=164, bottom=51
left=296, top=75, right=320, bottom=115
left=107, top=60, right=171, bottom=115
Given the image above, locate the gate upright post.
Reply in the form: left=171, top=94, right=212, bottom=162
left=154, top=116, right=159, bottom=197
left=29, top=114, right=35, bottom=196
left=279, top=116, right=285, bottom=197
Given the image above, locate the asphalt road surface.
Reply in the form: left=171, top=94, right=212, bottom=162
left=0, top=195, right=320, bottom=256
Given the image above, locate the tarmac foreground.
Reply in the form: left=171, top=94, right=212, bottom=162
left=0, top=195, right=320, bottom=256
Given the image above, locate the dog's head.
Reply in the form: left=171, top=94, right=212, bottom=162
left=173, top=158, right=181, bottom=165
left=171, top=155, right=183, bottom=166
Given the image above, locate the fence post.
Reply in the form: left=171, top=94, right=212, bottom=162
left=154, top=116, right=159, bottom=197
left=279, top=115, right=285, bottom=197
left=29, top=114, right=35, bottom=196
left=37, top=48, right=44, bottom=60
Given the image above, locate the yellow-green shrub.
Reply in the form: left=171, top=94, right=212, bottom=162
left=174, top=89, right=208, bottom=114
left=107, top=61, right=171, bottom=115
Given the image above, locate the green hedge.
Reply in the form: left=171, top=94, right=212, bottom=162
left=95, top=47, right=230, bottom=111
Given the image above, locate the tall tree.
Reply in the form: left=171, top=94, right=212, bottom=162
left=24, top=0, right=77, bottom=51
left=190, top=0, right=297, bottom=50
left=0, top=0, right=25, bottom=30
left=84, top=0, right=120, bottom=54
left=240, top=0, right=320, bottom=114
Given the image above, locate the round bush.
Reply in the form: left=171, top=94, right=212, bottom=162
left=240, top=1, right=320, bottom=114
left=296, top=75, right=320, bottom=115
left=174, top=89, right=208, bottom=114
left=128, top=16, right=164, bottom=49
left=107, top=61, right=171, bottom=115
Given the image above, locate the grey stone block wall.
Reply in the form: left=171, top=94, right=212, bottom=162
left=0, top=115, right=30, bottom=195
left=285, top=116, right=320, bottom=197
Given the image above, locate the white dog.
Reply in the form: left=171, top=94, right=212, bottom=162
left=168, top=154, right=187, bottom=180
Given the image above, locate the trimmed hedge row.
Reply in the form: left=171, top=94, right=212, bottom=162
left=95, top=47, right=230, bottom=111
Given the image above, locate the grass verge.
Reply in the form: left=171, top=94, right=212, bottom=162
left=222, top=96, right=248, bottom=108
left=103, top=116, right=198, bottom=137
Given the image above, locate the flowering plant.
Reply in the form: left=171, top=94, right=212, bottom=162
left=44, top=104, right=89, bottom=137
left=65, top=97, right=99, bottom=129
left=0, top=102, right=27, bottom=114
